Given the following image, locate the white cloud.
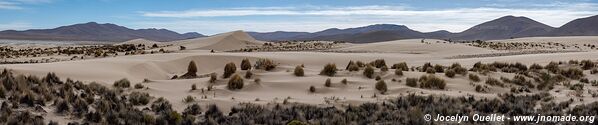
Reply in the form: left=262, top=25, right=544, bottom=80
left=0, top=1, right=22, bottom=9
left=0, top=22, right=33, bottom=31
left=138, top=3, right=598, bottom=34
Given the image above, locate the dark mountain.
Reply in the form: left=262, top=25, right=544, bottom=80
left=249, top=24, right=433, bottom=43
left=0, top=22, right=204, bottom=42
left=450, top=15, right=555, bottom=40
left=549, top=15, right=598, bottom=36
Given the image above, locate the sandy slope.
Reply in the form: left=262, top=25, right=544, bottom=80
left=115, top=38, right=162, bottom=46
left=334, top=39, right=497, bottom=57
left=1, top=34, right=598, bottom=115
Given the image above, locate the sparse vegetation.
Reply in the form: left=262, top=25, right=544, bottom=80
left=391, top=62, right=409, bottom=71
left=325, top=78, right=332, bottom=87
left=445, top=69, right=456, bottom=78
left=419, top=75, right=446, bottom=89
left=394, top=69, right=403, bottom=76
left=469, top=74, right=481, bottom=82
left=255, top=58, right=277, bottom=71
left=244, top=70, right=253, bottom=79
left=134, top=83, right=144, bottom=89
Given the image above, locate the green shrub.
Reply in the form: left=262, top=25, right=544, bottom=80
left=363, top=65, right=375, bottom=78
left=406, top=78, right=418, bottom=87
left=294, top=65, right=304, bottom=76
left=445, top=69, right=456, bottom=78
left=113, top=78, right=131, bottom=88
left=227, top=74, right=244, bottom=90
left=241, top=58, right=252, bottom=70
left=325, top=78, right=332, bottom=87
left=469, top=74, right=481, bottom=82
left=375, top=80, right=387, bottom=94
left=223, top=62, right=237, bottom=78
left=320, top=63, right=337, bottom=76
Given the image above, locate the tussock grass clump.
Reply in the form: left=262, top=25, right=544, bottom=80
left=381, top=65, right=389, bottom=72
left=580, top=60, right=595, bottom=70
left=320, top=63, right=337, bottom=77
left=419, top=75, right=446, bottom=89
left=341, top=78, right=348, bottom=85
left=309, top=86, right=316, bottom=93
left=183, top=104, right=202, bottom=116
left=223, top=62, right=237, bottom=78
left=363, top=65, right=375, bottom=79
left=255, top=58, right=277, bottom=71
left=395, top=69, right=403, bottom=76
left=180, top=61, right=198, bottom=79
left=421, top=62, right=433, bottom=72
left=294, top=65, right=304, bottom=76
left=209, top=73, right=217, bottom=83
left=244, top=71, right=253, bottom=79
left=469, top=74, right=481, bottom=82
left=425, top=68, right=435, bottom=74
left=406, top=78, right=418, bottom=87
left=346, top=61, right=360, bottom=71
left=369, top=59, right=387, bottom=68
left=129, top=91, right=151, bottom=105
left=530, top=63, right=543, bottom=70
left=375, top=80, right=387, bottom=94
left=434, top=64, right=444, bottom=73
left=183, top=95, right=195, bottom=103
left=560, top=68, right=584, bottom=79
left=485, top=77, right=504, bottom=87
left=227, top=74, right=244, bottom=90
left=134, top=83, right=144, bottom=89
left=391, top=62, right=409, bottom=71
left=325, top=78, right=332, bottom=87
left=545, top=62, right=560, bottom=73
left=113, top=78, right=131, bottom=88
left=191, top=84, right=197, bottom=90
left=449, top=63, right=468, bottom=75
left=445, top=69, right=456, bottom=78
left=375, top=76, right=382, bottom=81
left=240, top=58, right=252, bottom=70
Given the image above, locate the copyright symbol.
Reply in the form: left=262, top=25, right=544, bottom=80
left=424, top=114, right=432, bottom=121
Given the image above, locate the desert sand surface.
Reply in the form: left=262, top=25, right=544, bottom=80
left=1, top=31, right=598, bottom=124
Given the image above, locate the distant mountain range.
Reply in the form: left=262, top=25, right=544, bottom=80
left=249, top=15, right=598, bottom=43
left=0, top=22, right=204, bottom=42
left=1, top=15, right=597, bottom=43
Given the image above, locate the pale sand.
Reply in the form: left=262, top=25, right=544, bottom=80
left=1, top=32, right=598, bottom=118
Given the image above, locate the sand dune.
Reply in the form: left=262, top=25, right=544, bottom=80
left=166, top=30, right=264, bottom=51
left=115, top=38, right=162, bottom=46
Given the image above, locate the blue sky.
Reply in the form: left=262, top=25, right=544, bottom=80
left=0, top=0, right=597, bottom=35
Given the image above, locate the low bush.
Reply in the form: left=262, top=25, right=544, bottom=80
left=134, top=83, right=144, bottom=89
left=325, top=78, right=332, bottom=87
left=419, top=75, right=446, bottom=89
left=406, top=78, right=418, bottom=87
left=129, top=92, right=151, bottom=105
left=369, top=59, right=387, bottom=68
left=445, top=69, right=456, bottom=78
left=363, top=65, right=375, bottom=79
left=255, top=59, right=277, bottom=71
left=244, top=71, right=253, bottom=79
left=391, top=62, right=409, bottom=71
left=223, top=62, right=237, bottom=78
left=485, top=77, right=504, bottom=87
left=294, top=65, right=304, bottom=76
left=114, top=78, right=131, bottom=88
left=227, top=74, right=244, bottom=90
left=469, top=74, right=481, bottom=82
left=309, top=86, right=316, bottom=93
left=320, top=63, right=337, bottom=76
left=241, top=58, right=252, bottom=70
left=375, top=80, right=387, bottom=94
left=395, top=69, right=403, bottom=76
